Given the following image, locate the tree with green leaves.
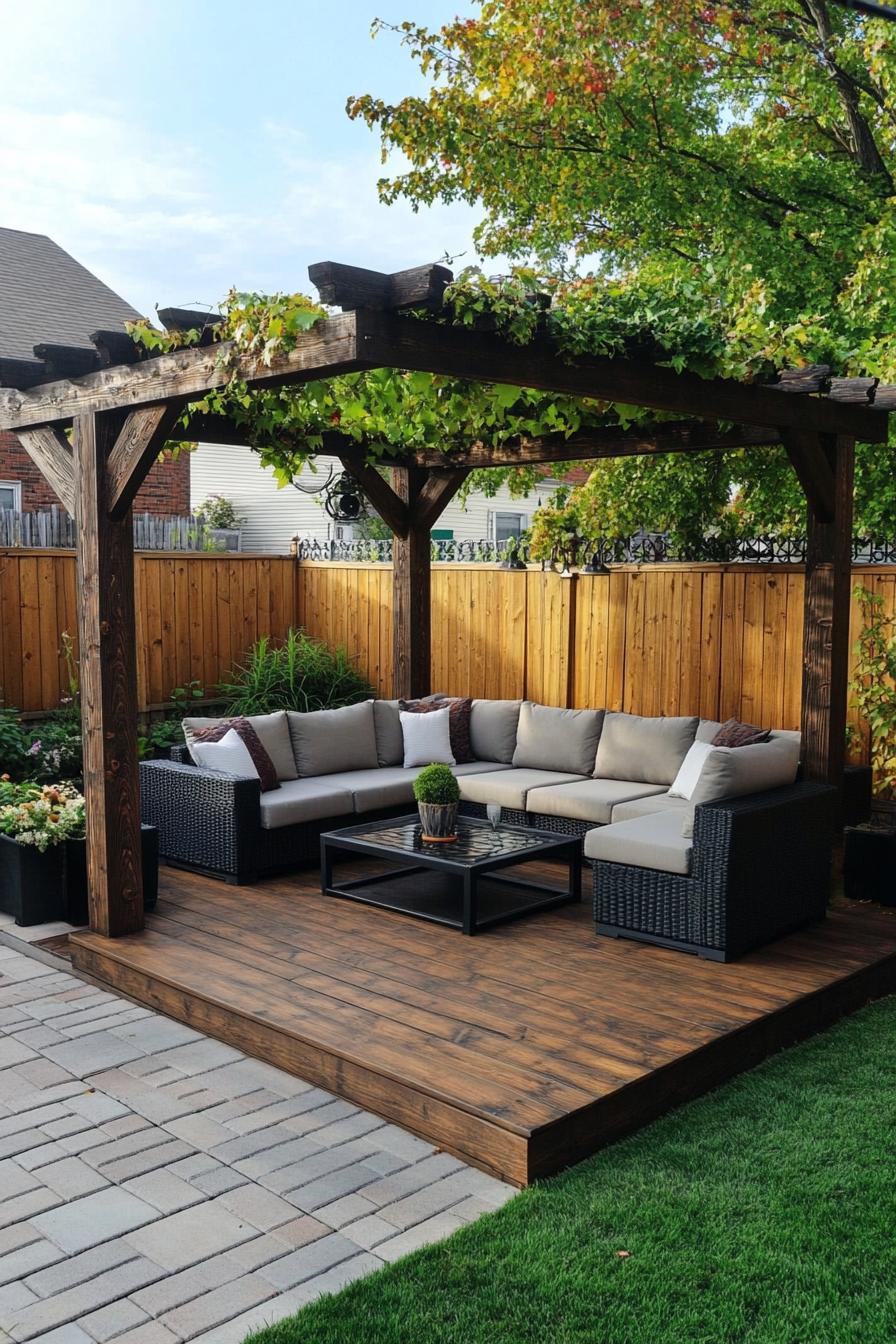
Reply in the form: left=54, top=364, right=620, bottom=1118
left=342, top=0, right=896, bottom=544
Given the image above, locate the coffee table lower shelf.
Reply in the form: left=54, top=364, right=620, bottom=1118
left=320, top=816, right=581, bottom=935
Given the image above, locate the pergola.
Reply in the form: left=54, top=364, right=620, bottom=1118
left=0, top=260, right=890, bottom=941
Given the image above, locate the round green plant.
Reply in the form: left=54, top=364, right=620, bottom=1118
left=412, top=763, right=460, bottom=806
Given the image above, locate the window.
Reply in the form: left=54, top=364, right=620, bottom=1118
left=493, top=511, right=527, bottom=543
left=0, top=481, right=21, bottom=512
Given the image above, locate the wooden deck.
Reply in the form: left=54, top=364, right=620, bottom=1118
left=69, top=864, right=896, bottom=1186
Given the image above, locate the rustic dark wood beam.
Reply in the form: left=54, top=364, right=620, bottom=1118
left=0, top=311, right=370, bottom=431
left=73, top=411, right=144, bottom=938
left=0, top=357, right=47, bottom=389
left=14, top=426, right=75, bottom=514
left=354, top=312, right=889, bottom=442
left=827, top=376, right=878, bottom=404
left=415, top=469, right=469, bottom=533
left=781, top=429, right=836, bottom=524
left=309, top=262, right=452, bottom=312
left=90, top=329, right=143, bottom=368
left=800, top=434, right=855, bottom=790
left=769, top=365, right=831, bottom=394
left=391, top=466, right=431, bottom=699
left=107, top=403, right=185, bottom=520
left=33, top=344, right=100, bottom=380
left=336, top=456, right=409, bottom=538
left=157, top=307, right=222, bottom=334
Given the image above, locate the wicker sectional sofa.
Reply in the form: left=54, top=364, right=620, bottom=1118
left=139, top=697, right=836, bottom=960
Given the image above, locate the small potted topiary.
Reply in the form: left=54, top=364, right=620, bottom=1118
left=413, top=763, right=461, bottom=842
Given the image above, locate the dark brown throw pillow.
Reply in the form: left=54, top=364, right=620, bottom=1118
left=711, top=717, right=772, bottom=749
left=191, top=717, right=281, bottom=792
left=399, top=696, right=474, bottom=763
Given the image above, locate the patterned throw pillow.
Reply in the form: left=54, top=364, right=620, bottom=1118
left=191, top=717, right=280, bottom=792
left=399, top=696, right=474, bottom=763
left=711, top=717, right=772, bottom=749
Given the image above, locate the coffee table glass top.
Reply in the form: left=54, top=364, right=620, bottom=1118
left=327, top=815, right=564, bottom=868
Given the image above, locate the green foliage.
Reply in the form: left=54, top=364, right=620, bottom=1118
left=849, top=586, right=896, bottom=799
left=194, top=495, right=244, bottom=530
left=412, top=763, right=461, bottom=805
left=0, top=706, right=31, bottom=781
left=218, top=628, right=373, bottom=716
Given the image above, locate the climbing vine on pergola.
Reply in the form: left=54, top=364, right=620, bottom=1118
left=0, top=258, right=888, bottom=940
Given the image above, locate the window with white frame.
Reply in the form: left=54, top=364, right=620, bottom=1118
left=0, top=481, right=21, bottom=512
left=492, top=511, right=529, bottom=543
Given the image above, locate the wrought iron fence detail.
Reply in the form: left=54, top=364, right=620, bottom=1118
left=294, top=533, right=896, bottom=566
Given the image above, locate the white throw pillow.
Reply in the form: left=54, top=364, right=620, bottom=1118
left=669, top=740, right=715, bottom=800
left=190, top=728, right=260, bottom=779
left=400, top=707, right=455, bottom=768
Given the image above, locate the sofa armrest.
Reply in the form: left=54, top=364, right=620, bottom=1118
left=139, top=759, right=261, bottom=881
left=692, top=781, right=836, bottom=952
left=169, top=744, right=192, bottom=765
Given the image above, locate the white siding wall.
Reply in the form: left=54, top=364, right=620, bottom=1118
left=190, top=442, right=558, bottom=554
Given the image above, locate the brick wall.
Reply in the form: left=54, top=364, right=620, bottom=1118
left=0, top=430, right=190, bottom=515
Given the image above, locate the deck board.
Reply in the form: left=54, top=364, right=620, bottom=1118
left=70, top=865, right=896, bottom=1185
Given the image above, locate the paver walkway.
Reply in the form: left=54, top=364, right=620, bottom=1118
left=0, top=938, right=515, bottom=1343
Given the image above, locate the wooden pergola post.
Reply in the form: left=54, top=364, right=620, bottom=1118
left=391, top=466, right=431, bottom=699
left=73, top=412, right=144, bottom=936
left=798, top=434, right=856, bottom=785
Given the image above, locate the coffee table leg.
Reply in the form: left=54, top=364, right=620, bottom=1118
left=463, top=872, right=477, bottom=935
left=570, top=844, right=582, bottom=902
left=320, top=839, right=334, bottom=895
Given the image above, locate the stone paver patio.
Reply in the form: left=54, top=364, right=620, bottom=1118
left=0, top=933, right=515, bottom=1343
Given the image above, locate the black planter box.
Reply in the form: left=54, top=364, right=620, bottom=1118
left=843, top=765, right=873, bottom=828
left=0, top=834, right=68, bottom=926
left=65, top=825, right=159, bottom=926
left=843, top=824, right=896, bottom=905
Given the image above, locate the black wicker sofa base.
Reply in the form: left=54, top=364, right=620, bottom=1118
left=140, top=753, right=406, bottom=884
left=591, top=782, right=836, bottom=961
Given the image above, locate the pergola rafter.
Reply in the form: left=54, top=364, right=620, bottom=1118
left=0, top=257, right=887, bottom=940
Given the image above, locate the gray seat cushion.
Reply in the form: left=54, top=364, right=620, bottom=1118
left=184, top=711, right=297, bottom=782
left=259, top=778, right=354, bottom=830
left=611, top=793, right=691, bottom=823
left=288, top=702, right=379, bottom=777
left=452, top=761, right=513, bottom=778
left=470, top=700, right=522, bottom=765
left=594, top=713, right=698, bottom=785
left=584, top=811, right=693, bottom=876
left=321, top=767, right=422, bottom=812
left=458, top=768, right=586, bottom=811
left=526, top=779, right=667, bottom=825
left=512, top=702, right=605, bottom=776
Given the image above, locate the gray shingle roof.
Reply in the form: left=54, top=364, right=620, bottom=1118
left=0, top=226, right=141, bottom=362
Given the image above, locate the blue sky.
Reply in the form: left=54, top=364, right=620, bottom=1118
left=0, top=1, right=480, bottom=316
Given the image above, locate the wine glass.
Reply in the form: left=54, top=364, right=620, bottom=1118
left=486, top=803, right=502, bottom=833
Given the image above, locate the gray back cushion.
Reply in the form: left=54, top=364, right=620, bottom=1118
left=512, top=702, right=604, bottom=776
left=470, top=700, right=522, bottom=765
left=373, top=700, right=404, bottom=767
left=696, top=719, right=723, bottom=744
left=595, top=713, right=698, bottom=785
left=689, top=734, right=801, bottom=805
left=183, top=710, right=296, bottom=781
left=287, top=701, right=378, bottom=777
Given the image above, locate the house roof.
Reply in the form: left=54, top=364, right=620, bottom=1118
left=0, top=226, right=141, bottom=362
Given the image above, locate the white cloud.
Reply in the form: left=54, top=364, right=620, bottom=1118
left=0, top=101, right=486, bottom=317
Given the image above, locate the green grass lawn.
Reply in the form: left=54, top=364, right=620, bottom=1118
left=249, top=997, right=896, bottom=1344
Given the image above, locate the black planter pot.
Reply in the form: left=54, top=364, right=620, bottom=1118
left=65, top=825, right=160, bottom=926
left=0, top=834, right=68, bottom=926
left=843, top=823, right=896, bottom=905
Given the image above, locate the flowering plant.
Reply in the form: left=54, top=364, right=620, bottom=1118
left=0, top=780, right=85, bottom=852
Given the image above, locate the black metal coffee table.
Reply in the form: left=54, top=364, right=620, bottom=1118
left=320, top=814, right=581, bottom=935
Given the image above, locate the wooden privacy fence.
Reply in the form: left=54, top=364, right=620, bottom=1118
left=0, top=551, right=299, bottom=712
left=2, top=552, right=894, bottom=750
left=297, top=561, right=896, bottom=750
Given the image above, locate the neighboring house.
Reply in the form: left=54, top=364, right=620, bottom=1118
left=0, top=227, right=189, bottom=515
left=190, top=441, right=568, bottom=553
